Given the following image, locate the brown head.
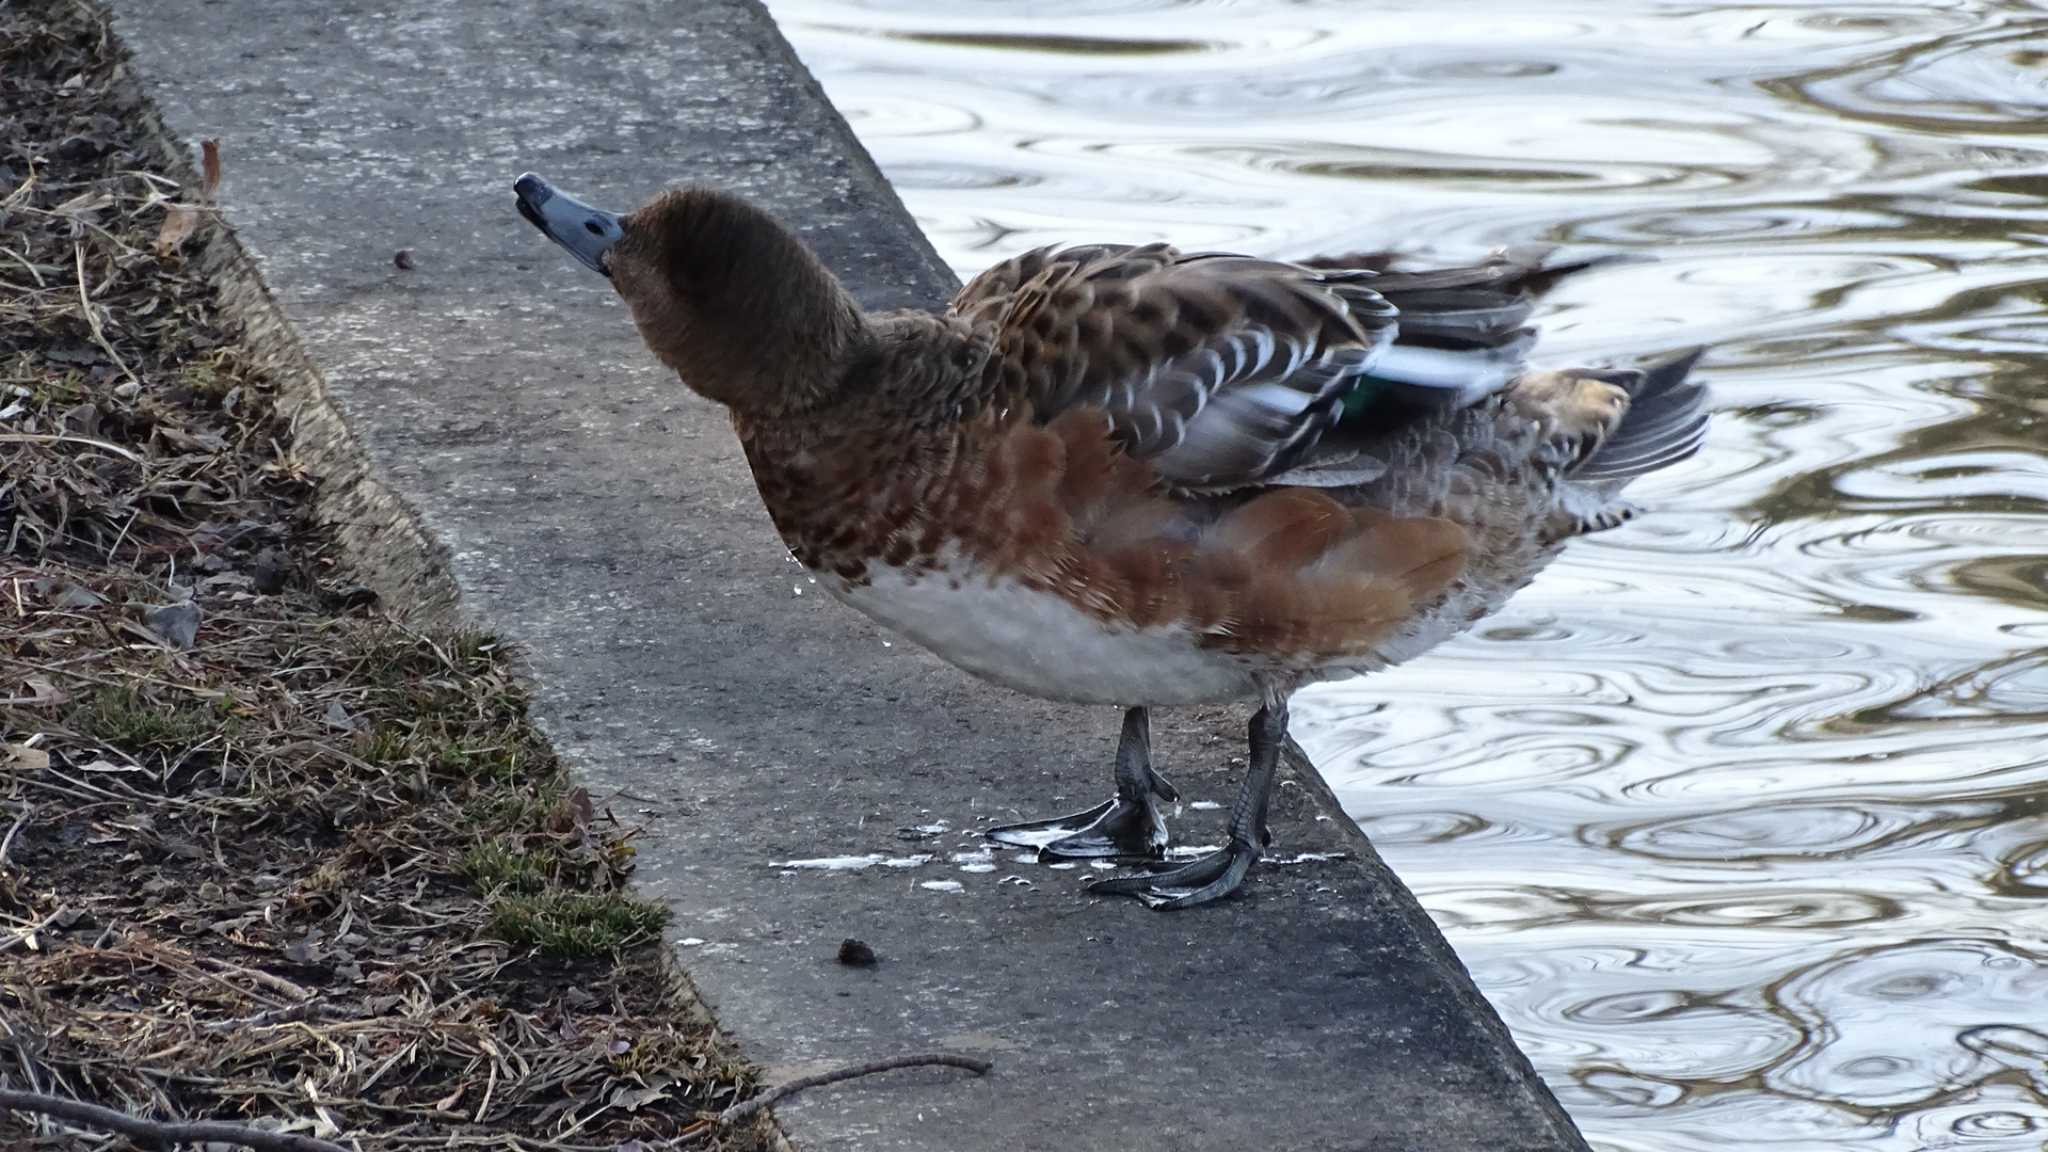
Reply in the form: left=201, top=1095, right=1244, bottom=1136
left=513, top=174, right=869, bottom=415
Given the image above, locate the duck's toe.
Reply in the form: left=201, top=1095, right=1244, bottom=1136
left=1086, top=836, right=1259, bottom=909
left=986, top=790, right=1170, bottom=859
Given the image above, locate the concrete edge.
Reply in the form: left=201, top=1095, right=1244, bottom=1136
left=1283, top=751, right=1588, bottom=1142
left=735, top=0, right=955, bottom=282
left=111, top=73, right=463, bottom=631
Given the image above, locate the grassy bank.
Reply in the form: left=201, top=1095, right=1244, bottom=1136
left=0, top=1, right=761, bottom=1147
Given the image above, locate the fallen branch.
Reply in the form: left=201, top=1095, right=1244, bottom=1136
left=201, top=999, right=349, bottom=1033
left=0, top=1088, right=351, bottom=1152
left=718, top=1053, right=992, bottom=1127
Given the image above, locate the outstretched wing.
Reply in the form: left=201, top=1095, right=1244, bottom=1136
left=951, top=243, right=1402, bottom=489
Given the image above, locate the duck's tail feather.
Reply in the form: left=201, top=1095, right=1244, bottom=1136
left=1356, top=333, right=1538, bottom=409
left=1572, top=347, right=1710, bottom=482
left=1321, top=248, right=1637, bottom=412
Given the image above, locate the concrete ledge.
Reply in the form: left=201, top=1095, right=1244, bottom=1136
left=106, top=1, right=1592, bottom=1148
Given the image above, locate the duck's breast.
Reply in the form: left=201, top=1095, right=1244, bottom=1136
left=827, top=561, right=1261, bottom=707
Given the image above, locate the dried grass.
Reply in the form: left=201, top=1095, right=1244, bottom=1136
left=0, top=2, right=762, bottom=1147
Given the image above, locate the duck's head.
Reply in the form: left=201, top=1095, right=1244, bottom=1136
left=514, top=174, right=865, bottom=416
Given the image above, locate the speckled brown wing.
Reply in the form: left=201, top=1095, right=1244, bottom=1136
left=949, top=243, right=1400, bottom=490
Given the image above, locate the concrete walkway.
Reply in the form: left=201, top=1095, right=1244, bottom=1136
left=108, top=1, right=1592, bottom=1148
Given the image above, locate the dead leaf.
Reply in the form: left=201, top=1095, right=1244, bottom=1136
left=53, top=190, right=110, bottom=217
left=549, top=786, right=595, bottom=834
left=54, top=583, right=107, bottom=609
left=609, top=1085, right=669, bottom=1113
left=154, top=138, right=221, bottom=256
left=200, top=138, right=221, bottom=200
left=23, top=677, right=67, bottom=706
left=155, top=203, right=198, bottom=256
left=322, top=700, right=360, bottom=732
left=2, top=744, right=50, bottom=772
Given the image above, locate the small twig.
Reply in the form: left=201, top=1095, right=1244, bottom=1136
left=192, top=947, right=317, bottom=1002
left=106, top=508, right=138, bottom=565
left=72, top=241, right=140, bottom=386
left=0, top=432, right=146, bottom=465
left=200, top=999, right=345, bottom=1033
left=0, top=243, right=46, bottom=287
left=0, top=803, right=28, bottom=870
left=473, top=1050, right=497, bottom=1124
left=0, top=167, right=33, bottom=210
left=0, top=906, right=63, bottom=952
left=0, top=1088, right=351, bottom=1152
left=106, top=942, right=295, bottom=1009
left=718, top=1053, right=992, bottom=1126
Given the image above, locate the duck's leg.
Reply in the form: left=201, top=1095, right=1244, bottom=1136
left=987, top=707, right=1177, bottom=859
left=1089, top=683, right=1289, bottom=909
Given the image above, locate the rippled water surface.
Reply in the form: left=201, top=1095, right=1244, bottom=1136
left=762, top=1, right=2048, bottom=1147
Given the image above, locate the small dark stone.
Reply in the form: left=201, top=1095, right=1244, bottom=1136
left=836, top=938, right=877, bottom=968
left=54, top=583, right=107, bottom=610
left=324, top=583, right=379, bottom=612
left=393, top=247, right=416, bottom=270
left=144, top=601, right=200, bottom=650
left=249, top=548, right=290, bottom=593
left=60, top=401, right=101, bottom=436
left=46, top=342, right=99, bottom=366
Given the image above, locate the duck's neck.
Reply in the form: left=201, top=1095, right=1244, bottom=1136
left=629, top=191, right=871, bottom=418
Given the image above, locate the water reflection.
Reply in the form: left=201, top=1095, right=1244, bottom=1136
left=764, top=0, right=2048, bottom=1147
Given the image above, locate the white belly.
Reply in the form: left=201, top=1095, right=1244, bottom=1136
left=829, top=565, right=1259, bottom=706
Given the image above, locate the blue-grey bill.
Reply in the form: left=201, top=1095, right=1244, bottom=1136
left=513, top=172, right=622, bottom=278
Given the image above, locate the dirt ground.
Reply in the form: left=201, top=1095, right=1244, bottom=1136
left=0, top=2, right=765, bottom=1147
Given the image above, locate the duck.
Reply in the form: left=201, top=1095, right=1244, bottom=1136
left=512, top=173, right=1709, bottom=909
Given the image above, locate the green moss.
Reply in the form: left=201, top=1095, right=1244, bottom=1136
left=67, top=684, right=216, bottom=749
left=445, top=630, right=503, bottom=670
left=490, top=891, right=668, bottom=956
left=357, top=726, right=411, bottom=765
left=178, top=360, right=230, bottom=399
left=355, top=722, right=531, bottom=786
left=464, top=792, right=542, bottom=832
left=462, top=840, right=554, bottom=894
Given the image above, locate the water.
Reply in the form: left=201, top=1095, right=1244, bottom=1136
left=760, top=1, right=2048, bottom=1147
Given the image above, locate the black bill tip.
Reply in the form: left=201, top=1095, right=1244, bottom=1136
left=512, top=172, right=622, bottom=278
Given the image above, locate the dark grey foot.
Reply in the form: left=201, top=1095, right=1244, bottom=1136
left=1086, top=835, right=1258, bottom=909
left=987, top=707, right=1175, bottom=859
left=1090, top=686, right=1292, bottom=911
